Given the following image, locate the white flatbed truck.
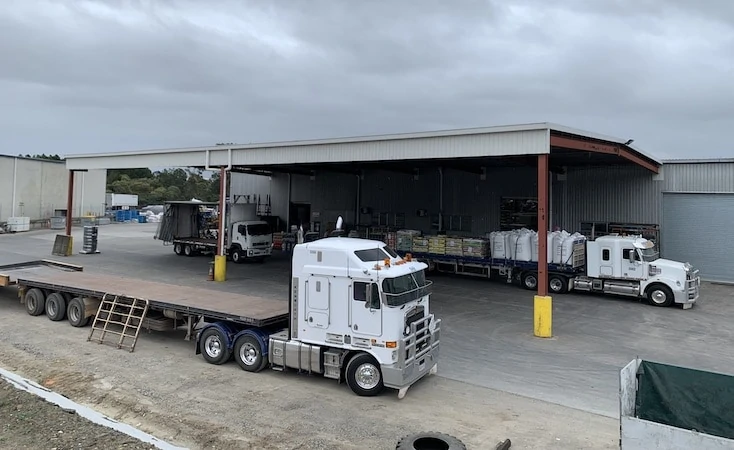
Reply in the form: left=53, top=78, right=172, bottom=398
left=0, top=230, right=440, bottom=398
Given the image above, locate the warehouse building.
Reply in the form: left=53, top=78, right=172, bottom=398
left=0, top=155, right=107, bottom=226
left=61, top=123, right=734, bottom=284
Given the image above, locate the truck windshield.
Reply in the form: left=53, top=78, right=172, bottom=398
left=354, top=245, right=397, bottom=262
left=247, top=224, right=271, bottom=236
left=381, top=270, right=432, bottom=307
left=640, top=247, right=659, bottom=262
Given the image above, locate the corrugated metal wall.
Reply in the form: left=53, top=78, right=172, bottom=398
left=661, top=162, right=734, bottom=193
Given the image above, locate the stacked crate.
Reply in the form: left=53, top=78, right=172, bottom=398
left=445, top=236, right=463, bottom=256
left=428, top=235, right=446, bottom=255
left=385, top=231, right=397, bottom=249
left=397, top=230, right=421, bottom=252
left=412, top=237, right=429, bottom=253
left=462, top=238, right=490, bottom=258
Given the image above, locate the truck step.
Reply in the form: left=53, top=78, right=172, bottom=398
left=87, top=293, right=150, bottom=353
left=323, top=349, right=344, bottom=380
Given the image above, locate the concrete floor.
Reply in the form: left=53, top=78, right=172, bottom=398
left=2, top=223, right=733, bottom=419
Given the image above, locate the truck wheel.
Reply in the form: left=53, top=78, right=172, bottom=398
left=521, top=272, right=538, bottom=290
left=345, top=353, right=384, bottom=396
left=549, top=275, right=568, bottom=294
left=646, top=285, right=674, bottom=307
left=231, top=249, right=244, bottom=264
left=67, top=297, right=90, bottom=327
left=183, top=245, right=195, bottom=257
left=396, top=431, right=467, bottom=450
left=24, top=288, right=46, bottom=316
left=174, top=243, right=184, bottom=256
left=45, top=292, right=67, bottom=321
left=233, top=335, right=268, bottom=372
left=200, top=327, right=231, bottom=365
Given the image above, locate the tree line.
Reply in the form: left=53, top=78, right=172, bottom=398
left=107, top=168, right=221, bottom=205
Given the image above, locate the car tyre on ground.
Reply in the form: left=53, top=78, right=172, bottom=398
left=396, top=431, right=467, bottom=450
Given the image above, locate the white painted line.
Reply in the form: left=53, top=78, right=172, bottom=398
left=0, top=366, right=188, bottom=450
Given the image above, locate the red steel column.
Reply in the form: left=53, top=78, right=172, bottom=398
left=65, top=170, right=75, bottom=236
left=537, top=154, right=549, bottom=297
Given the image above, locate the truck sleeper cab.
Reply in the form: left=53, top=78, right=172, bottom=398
left=195, top=237, right=440, bottom=398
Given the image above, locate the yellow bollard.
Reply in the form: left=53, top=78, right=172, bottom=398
left=214, top=255, right=227, bottom=282
left=533, top=295, right=552, bottom=338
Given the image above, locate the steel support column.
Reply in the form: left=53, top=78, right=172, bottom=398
left=214, top=167, right=228, bottom=282
left=65, top=170, right=75, bottom=236
left=534, top=154, right=552, bottom=338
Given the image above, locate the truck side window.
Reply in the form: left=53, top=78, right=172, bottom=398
left=238, top=224, right=246, bottom=235
left=622, top=249, right=633, bottom=261
left=354, top=282, right=367, bottom=301
left=602, top=249, right=610, bottom=261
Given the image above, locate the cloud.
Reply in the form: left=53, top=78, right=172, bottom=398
left=0, top=0, right=732, bottom=159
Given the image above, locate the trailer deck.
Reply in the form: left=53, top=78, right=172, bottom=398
left=0, top=260, right=288, bottom=328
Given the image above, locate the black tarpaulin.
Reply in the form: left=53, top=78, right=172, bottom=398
left=635, top=360, right=734, bottom=440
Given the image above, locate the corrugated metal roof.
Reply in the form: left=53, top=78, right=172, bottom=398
left=63, top=122, right=658, bottom=170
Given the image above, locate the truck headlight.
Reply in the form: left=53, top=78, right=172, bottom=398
left=404, top=325, right=411, bottom=336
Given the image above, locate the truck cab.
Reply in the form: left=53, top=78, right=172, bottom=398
left=229, top=220, right=273, bottom=263
left=273, top=237, right=440, bottom=397
left=581, top=235, right=700, bottom=308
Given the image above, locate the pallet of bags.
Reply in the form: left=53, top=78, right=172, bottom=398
left=462, top=237, right=489, bottom=258
left=412, top=237, right=429, bottom=253
left=396, top=229, right=420, bottom=252
left=428, top=235, right=446, bottom=255
left=445, top=236, right=463, bottom=256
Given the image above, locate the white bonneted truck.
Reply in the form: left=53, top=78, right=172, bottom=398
left=0, top=219, right=440, bottom=398
left=403, top=232, right=700, bottom=309
left=154, top=201, right=273, bottom=263
left=197, top=232, right=441, bottom=398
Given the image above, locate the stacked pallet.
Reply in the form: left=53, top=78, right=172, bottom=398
left=462, top=238, right=489, bottom=258
left=412, top=237, right=430, bottom=253
left=445, top=237, right=463, bottom=256
left=428, top=235, right=446, bottom=255
left=385, top=232, right=397, bottom=249
left=397, top=229, right=421, bottom=252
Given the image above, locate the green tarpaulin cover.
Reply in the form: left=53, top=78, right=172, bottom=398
left=636, top=360, right=734, bottom=440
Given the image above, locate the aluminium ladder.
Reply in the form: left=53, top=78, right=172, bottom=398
left=87, top=293, right=150, bottom=352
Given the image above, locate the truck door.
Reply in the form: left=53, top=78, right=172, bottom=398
left=350, top=281, right=382, bottom=337
left=306, top=276, right=330, bottom=329
left=623, top=248, right=645, bottom=279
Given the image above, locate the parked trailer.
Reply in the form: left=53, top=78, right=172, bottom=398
left=0, top=233, right=441, bottom=398
left=402, top=234, right=700, bottom=308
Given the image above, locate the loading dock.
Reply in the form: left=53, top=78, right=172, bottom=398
left=63, top=122, right=663, bottom=338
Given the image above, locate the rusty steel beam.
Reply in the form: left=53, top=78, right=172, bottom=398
left=537, top=154, right=549, bottom=297
left=550, top=135, right=659, bottom=173
left=65, top=171, right=74, bottom=236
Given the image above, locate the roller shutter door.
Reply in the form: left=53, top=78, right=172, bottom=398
left=662, top=193, right=734, bottom=283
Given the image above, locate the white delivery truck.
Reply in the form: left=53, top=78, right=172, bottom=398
left=154, top=201, right=273, bottom=262
left=404, top=233, right=700, bottom=309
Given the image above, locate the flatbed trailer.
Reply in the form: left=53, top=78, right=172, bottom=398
left=0, top=260, right=288, bottom=350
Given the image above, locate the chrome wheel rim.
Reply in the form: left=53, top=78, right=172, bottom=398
left=239, top=343, right=258, bottom=365
left=524, top=276, right=537, bottom=289
left=355, top=363, right=381, bottom=390
left=205, top=335, right=222, bottom=358
left=69, top=304, right=80, bottom=322
left=550, top=278, right=563, bottom=292
left=651, top=290, right=667, bottom=304
left=48, top=300, right=57, bottom=316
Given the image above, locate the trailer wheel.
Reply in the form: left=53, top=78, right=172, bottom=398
left=345, top=353, right=384, bottom=397
left=396, top=431, right=467, bottom=450
left=233, top=335, right=268, bottom=372
left=45, top=292, right=67, bottom=321
left=200, top=327, right=231, bottom=365
left=521, top=272, right=538, bottom=290
left=174, top=243, right=184, bottom=256
left=549, top=275, right=568, bottom=294
left=646, top=284, right=674, bottom=307
left=183, top=245, right=195, bottom=257
left=24, top=288, right=46, bottom=316
left=67, top=297, right=90, bottom=327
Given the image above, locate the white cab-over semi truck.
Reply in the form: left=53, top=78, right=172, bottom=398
left=197, top=234, right=440, bottom=397
left=406, top=234, right=700, bottom=309
left=155, top=201, right=273, bottom=263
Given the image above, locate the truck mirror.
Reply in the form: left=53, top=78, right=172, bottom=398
left=365, top=284, right=372, bottom=309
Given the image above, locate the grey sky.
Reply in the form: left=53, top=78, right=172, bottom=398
left=1, top=0, right=732, bottom=160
